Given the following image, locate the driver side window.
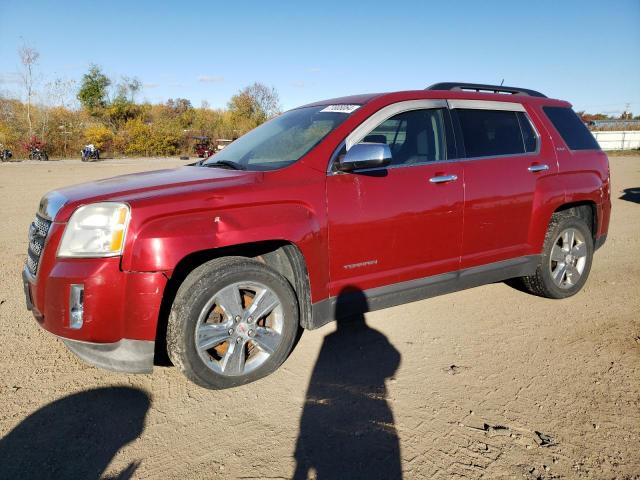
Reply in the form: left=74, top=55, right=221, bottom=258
left=363, top=108, right=448, bottom=166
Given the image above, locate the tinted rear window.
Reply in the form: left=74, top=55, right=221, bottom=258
left=456, top=109, right=526, bottom=158
left=543, top=106, right=600, bottom=151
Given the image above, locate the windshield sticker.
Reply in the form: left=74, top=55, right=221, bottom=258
left=320, top=104, right=360, bottom=114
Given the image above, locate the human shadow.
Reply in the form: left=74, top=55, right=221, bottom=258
left=0, top=386, right=150, bottom=480
left=620, top=187, right=640, bottom=204
left=293, top=287, right=402, bottom=480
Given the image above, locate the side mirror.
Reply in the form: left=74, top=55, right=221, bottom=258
left=337, top=143, right=392, bottom=172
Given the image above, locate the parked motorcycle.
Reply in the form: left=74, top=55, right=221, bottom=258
left=29, top=147, right=49, bottom=161
left=0, top=145, right=13, bottom=162
left=81, top=144, right=100, bottom=162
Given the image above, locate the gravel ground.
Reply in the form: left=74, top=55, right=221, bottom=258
left=0, top=156, right=638, bottom=479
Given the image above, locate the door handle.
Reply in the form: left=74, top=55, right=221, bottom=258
left=528, top=164, right=549, bottom=172
left=429, top=174, right=458, bottom=184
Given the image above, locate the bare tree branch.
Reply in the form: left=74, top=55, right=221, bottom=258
left=18, top=44, right=40, bottom=137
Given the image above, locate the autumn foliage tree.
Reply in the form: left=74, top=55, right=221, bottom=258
left=228, top=82, right=281, bottom=131
left=2, top=50, right=284, bottom=158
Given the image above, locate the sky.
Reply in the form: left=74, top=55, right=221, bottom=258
left=1, top=0, right=639, bottom=115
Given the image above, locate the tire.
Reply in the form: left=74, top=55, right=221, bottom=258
left=167, top=256, right=300, bottom=389
left=520, top=211, right=594, bottom=299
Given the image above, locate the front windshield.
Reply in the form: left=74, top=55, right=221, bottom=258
left=202, top=105, right=357, bottom=171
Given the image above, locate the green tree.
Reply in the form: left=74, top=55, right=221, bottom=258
left=77, top=64, right=111, bottom=115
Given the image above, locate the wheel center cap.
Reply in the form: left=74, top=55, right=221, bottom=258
left=236, top=322, right=248, bottom=335
left=565, top=254, right=574, bottom=264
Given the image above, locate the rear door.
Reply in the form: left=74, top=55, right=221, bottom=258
left=326, top=101, right=463, bottom=295
left=450, top=100, right=558, bottom=269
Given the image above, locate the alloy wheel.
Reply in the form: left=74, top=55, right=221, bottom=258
left=194, top=281, right=284, bottom=377
left=549, top=227, right=588, bottom=289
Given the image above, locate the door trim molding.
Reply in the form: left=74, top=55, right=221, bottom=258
left=345, top=99, right=447, bottom=150
left=309, top=254, right=540, bottom=329
left=447, top=99, right=526, bottom=112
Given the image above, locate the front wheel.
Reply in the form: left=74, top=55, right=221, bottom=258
left=167, top=257, right=300, bottom=389
left=520, top=212, right=594, bottom=299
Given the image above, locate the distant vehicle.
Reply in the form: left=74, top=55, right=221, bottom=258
left=81, top=144, right=100, bottom=162
left=29, top=147, right=48, bottom=161
left=215, top=139, right=233, bottom=151
left=0, top=145, right=12, bottom=162
left=23, top=82, right=610, bottom=390
left=193, top=136, right=214, bottom=158
left=25, top=137, right=48, bottom=161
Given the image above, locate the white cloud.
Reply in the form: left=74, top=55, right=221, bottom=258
left=197, top=75, right=224, bottom=83
left=143, top=83, right=160, bottom=89
left=0, top=72, right=21, bottom=85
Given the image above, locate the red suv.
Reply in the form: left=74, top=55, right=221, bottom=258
left=23, top=83, right=610, bottom=389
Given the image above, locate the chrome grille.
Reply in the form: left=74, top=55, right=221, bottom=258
left=27, top=214, right=52, bottom=276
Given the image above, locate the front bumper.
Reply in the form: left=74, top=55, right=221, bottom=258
left=63, top=338, right=155, bottom=373
left=23, top=255, right=168, bottom=373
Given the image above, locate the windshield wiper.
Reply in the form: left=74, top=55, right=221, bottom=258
left=202, top=159, right=245, bottom=170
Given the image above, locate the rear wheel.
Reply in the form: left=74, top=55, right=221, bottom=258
left=520, top=212, right=594, bottom=299
left=167, top=257, right=300, bottom=389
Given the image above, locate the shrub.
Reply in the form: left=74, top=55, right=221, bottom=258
left=83, top=124, right=114, bottom=150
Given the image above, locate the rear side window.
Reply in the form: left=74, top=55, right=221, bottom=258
left=543, top=106, right=600, bottom=151
left=456, top=109, right=527, bottom=158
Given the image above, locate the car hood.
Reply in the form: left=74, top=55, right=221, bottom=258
left=47, top=166, right=257, bottom=222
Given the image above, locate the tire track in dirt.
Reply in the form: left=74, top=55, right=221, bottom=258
left=1, top=157, right=639, bottom=479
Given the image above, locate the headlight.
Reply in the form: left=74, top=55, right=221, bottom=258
left=58, top=202, right=131, bottom=257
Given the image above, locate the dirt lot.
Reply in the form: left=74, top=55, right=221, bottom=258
left=0, top=156, right=638, bottom=479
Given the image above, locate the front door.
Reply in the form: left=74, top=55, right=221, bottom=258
left=326, top=105, right=463, bottom=295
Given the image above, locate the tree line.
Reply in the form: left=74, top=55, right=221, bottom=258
left=0, top=45, right=280, bottom=158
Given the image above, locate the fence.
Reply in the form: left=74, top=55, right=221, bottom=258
left=591, top=131, right=640, bottom=151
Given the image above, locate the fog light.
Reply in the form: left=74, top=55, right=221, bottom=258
left=69, top=284, right=84, bottom=329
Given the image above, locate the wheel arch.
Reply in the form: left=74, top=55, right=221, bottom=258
left=153, top=240, right=313, bottom=366
left=552, top=201, right=598, bottom=243
left=529, top=192, right=599, bottom=254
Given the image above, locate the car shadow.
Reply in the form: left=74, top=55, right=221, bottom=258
left=620, top=187, right=640, bottom=204
left=293, top=287, right=402, bottom=480
left=0, top=386, right=150, bottom=480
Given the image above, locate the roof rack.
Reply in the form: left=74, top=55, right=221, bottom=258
left=426, top=82, right=547, bottom=98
